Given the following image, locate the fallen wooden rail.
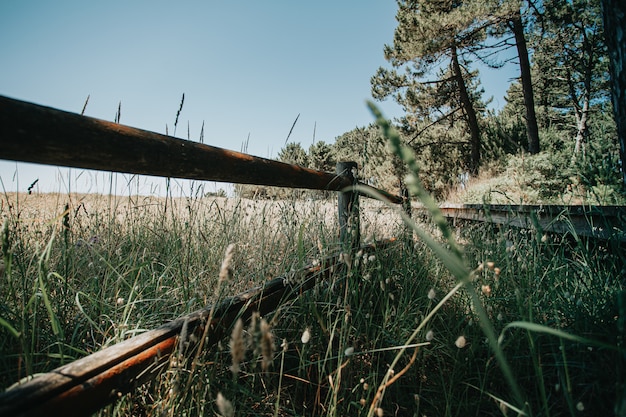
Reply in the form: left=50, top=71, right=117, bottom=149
left=436, top=204, right=626, bottom=242
left=0, top=95, right=403, bottom=204
left=0, top=239, right=398, bottom=417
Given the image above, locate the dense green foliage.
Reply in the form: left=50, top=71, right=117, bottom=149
left=242, top=0, right=624, bottom=204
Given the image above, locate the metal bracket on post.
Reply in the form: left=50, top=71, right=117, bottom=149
left=336, top=161, right=360, bottom=252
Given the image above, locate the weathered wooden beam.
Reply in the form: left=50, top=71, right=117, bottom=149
left=436, top=204, right=626, bottom=242
left=0, top=95, right=403, bottom=204
left=0, top=95, right=346, bottom=190
left=0, top=240, right=397, bottom=417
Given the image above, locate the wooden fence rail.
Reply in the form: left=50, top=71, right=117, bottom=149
left=436, top=204, right=626, bottom=243
left=0, top=240, right=396, bottom=417
left=0, top=95, right=402, bottom=204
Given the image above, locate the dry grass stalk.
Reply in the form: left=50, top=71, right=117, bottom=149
left=229, top=318, right=245, bottom=374
left=219, top=244, right=235, bottom=284
left=260, top=317, right=274, bottom=372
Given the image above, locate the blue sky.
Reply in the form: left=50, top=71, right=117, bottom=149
left=0, top=1, right=516, bottom=195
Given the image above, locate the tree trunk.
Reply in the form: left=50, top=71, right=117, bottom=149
left=601, top=0, right=626, bottom=190
left=511, top=9, right=540, bottom=154
left=570, top=57, right=592, bottom=162
left=572, top=97, right=589, bottom=161
left=601, top=2, right=626, bottom=414
left=451, top=45, right=481, bottom=175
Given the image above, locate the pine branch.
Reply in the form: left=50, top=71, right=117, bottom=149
left=407, top=107, right=463, bottom=145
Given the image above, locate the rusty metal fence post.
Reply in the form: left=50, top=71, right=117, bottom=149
left=336, top=161, right=360, bottom=252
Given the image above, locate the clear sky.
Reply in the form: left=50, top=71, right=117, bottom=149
left=0, top=1, right=516, bottom=196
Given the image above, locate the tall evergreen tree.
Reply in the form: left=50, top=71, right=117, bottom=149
left=531, top=0, right=610, bottom=161
left=508, top=3, right=540, bottom=154
left=372, top=0, right=494, bottom=175
left=601, top=0, right=626, bottom=189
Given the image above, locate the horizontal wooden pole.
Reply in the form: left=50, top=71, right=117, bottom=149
left=0, top=95, right=403, bottom=203
left=0, top=95, right=347, bottom=190
left=436, top=204, right=626, bottom=242
left=0, top=239, right=397, bottom=417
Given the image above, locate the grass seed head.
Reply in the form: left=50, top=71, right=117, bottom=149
left=499, top=400, right=509, bottom=415
left=229, top=318, right=245, bottom=374
left=481, top=284, right=492, bottom=296
left=301, top=327, right=311, bottom=344
left=260, top=318, right=274, bottom=371
left=219, top=244, right=235, bottom=284
left=427, top=288, right=436, bottom=300
left=455, top=335, right=467, bottom=348
left=1, top=219, right=9, bottom=257
left=216, top=392, right=234, bottom=417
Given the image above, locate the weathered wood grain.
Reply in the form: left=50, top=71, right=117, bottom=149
left=0, top=95, right=403, bottom=204
left=436, top=204, right=626, bottom=242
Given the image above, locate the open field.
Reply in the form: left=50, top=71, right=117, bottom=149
left=0, top=189, right=624, bottom=416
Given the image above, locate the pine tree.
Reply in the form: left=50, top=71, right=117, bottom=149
left=371, top=0, right=495, bottom=175
left=509, top=3, right=540, bottom=154
left=531, top=0, right=610, bottom=161
left=601, top=0, right=626, bottom=189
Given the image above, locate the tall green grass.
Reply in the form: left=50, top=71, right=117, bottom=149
left=1, top=106, right=624, bottom=416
